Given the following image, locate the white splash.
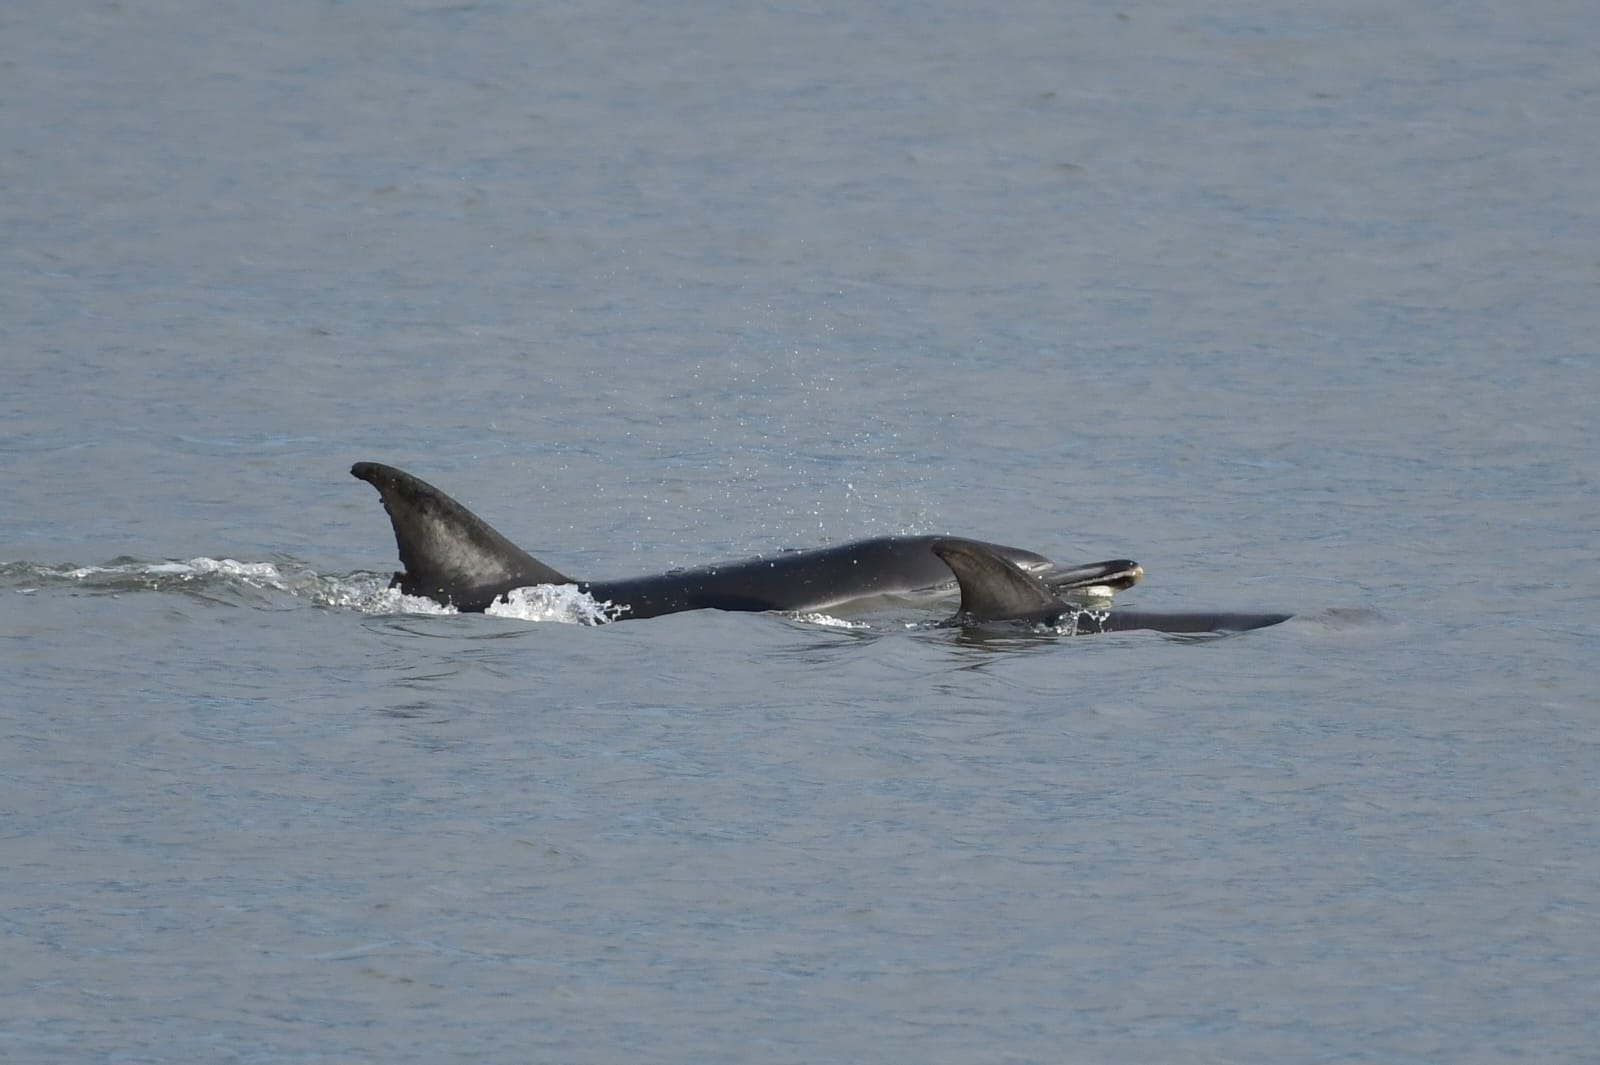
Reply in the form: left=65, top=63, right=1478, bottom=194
left=788, top=612, right=873, bottom=629
left=1056, top=608, right=1111, bottom=636
left=338, top=582, right=459, bottom=616
left=484, top=584, right=617, bottom=625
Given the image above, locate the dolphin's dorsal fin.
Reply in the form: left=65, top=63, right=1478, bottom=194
left=932, top=538, right=1067, bottom=623
left=351, top=462, right=571, bottom=602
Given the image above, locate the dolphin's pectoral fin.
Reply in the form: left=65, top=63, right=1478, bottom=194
left=351, top=462, right=571, bottom=607
left=932, top=538, right=1068, bottom=625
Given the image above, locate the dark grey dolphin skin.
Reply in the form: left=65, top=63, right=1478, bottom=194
left=351, top=462, right=1289, bottom=633
left=934, top=538, right=1074, bottom=627
left=932, top=539, right=1290, bottom=634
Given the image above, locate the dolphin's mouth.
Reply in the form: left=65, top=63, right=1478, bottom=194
left=1039, top=559, right=1144, bottom=594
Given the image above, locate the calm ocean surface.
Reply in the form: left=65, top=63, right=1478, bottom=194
left=4, top=2, right=1597, bottom=1062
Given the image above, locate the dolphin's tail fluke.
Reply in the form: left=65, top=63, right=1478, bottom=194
left=351, top=462, right=572, bottom=610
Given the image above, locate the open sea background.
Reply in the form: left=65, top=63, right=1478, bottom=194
left=3, top=2, right=1597, bottom=1062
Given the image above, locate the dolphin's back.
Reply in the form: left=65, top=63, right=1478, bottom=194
left=585, top=536, right=1049, bottom=619
left=1087, top=610, right=1293, bottom=634
left=351, top=462, right=1051, bottom=615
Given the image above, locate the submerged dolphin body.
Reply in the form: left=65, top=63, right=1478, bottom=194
left=351, top=462, right=1288, bottom=633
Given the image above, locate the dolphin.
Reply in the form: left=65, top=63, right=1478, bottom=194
left=351, top=462, right=1288, bottom=633
left=931, top=539, right=1290, bottom=634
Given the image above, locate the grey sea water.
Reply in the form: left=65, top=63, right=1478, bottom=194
left=3, top=2, right=1597, bottom=1062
